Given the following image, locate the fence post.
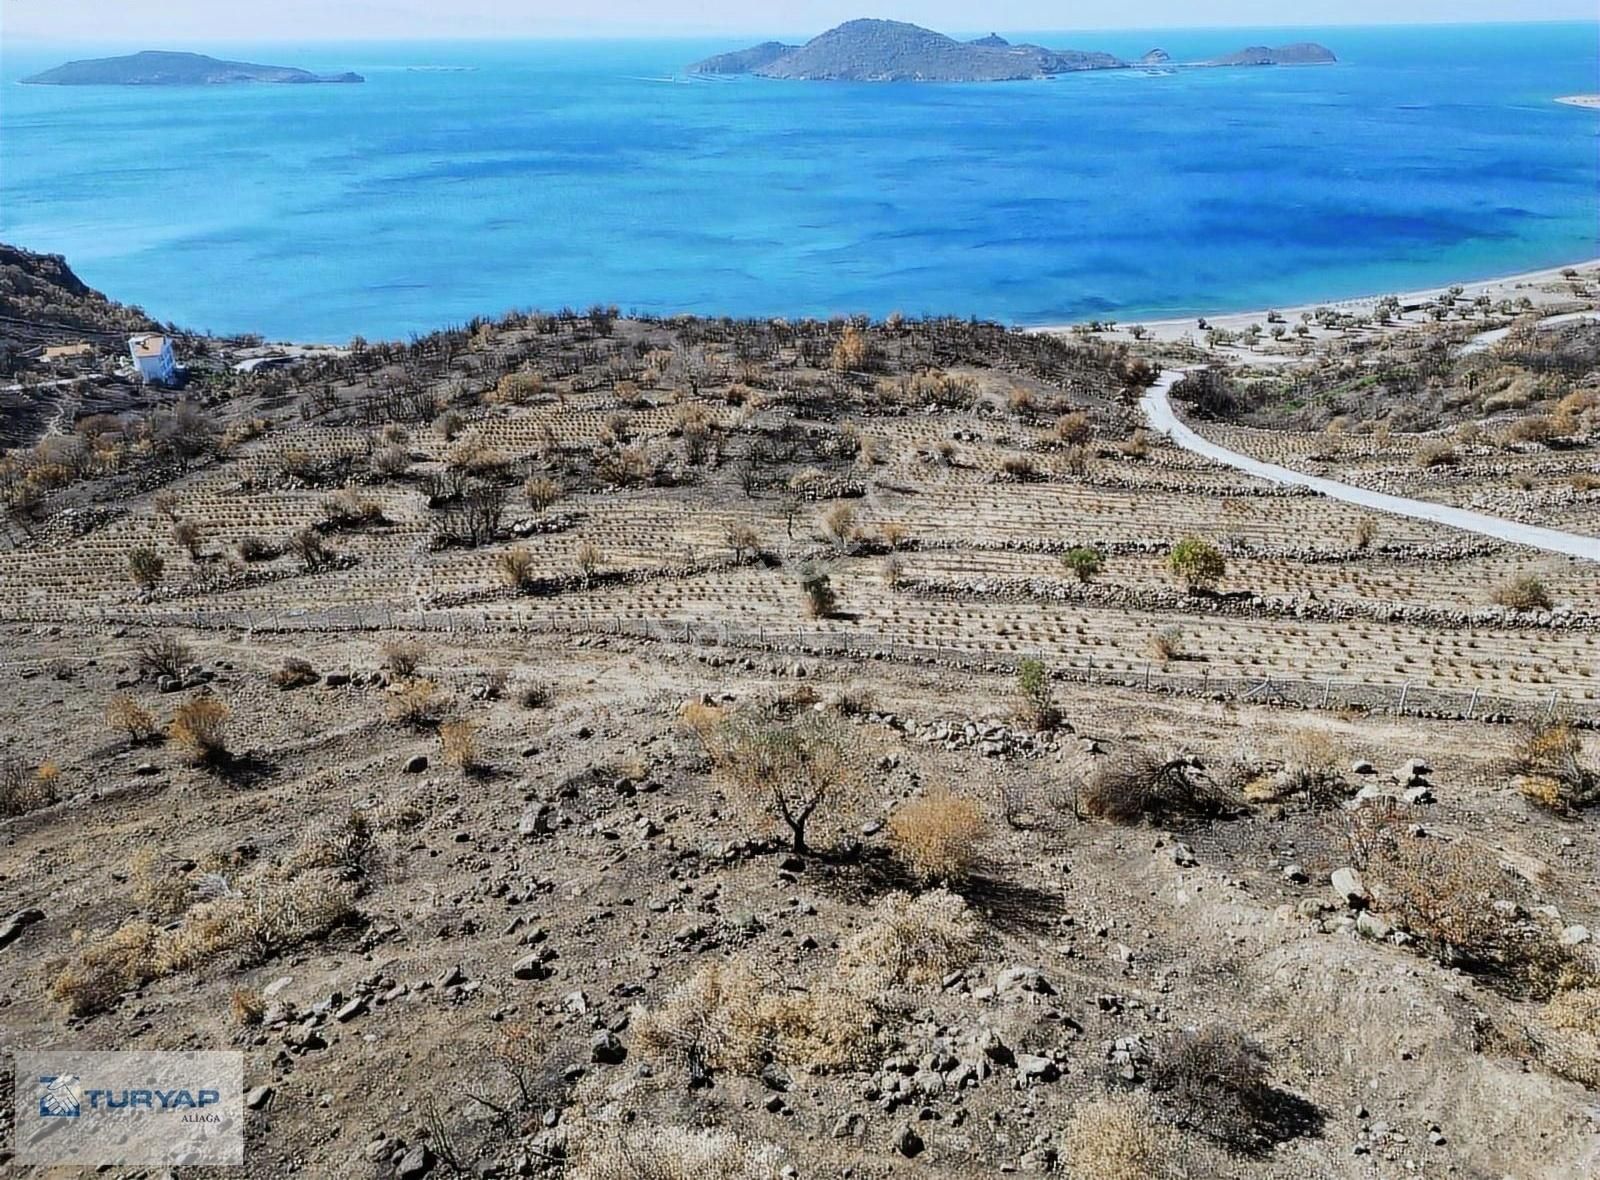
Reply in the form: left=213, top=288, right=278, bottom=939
left=1396, top=682, right=1410, bottom=715
left=1320, top=677, right=1333, bottom=709
left=1142, top=663, right=1151, bottom=690
left=1466, top=688, right=1479, bottom=721
left=1546, top=691, right=1559, bottom=719
left=1200, top=667, right=1208, bottom=695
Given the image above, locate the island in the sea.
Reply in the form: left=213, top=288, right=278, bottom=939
left=21, top=50, right=364, bottom=86
left=690, top=19, right=1335, bottom=82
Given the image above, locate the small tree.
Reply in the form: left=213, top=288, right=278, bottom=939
left=1353, top=516, right=1378, bottom=551
left=1016, top=657, right=1060, bottom=730
left=1168, top=537, right=1225, bottom=593
left=712, top=713, right=859, bottom=855
left=1060, top=546, right=1104, bottom=583
left=798, top=564, right=837, bottom=619
left=287, top=527, right=334, bottom=572
left=137, top=634, right=192, bottom=682
left=171, top=520, right=203, bottom=560
left=726, top=523, right=759, bottom=562
left=128, top=546, right=164, bottom=589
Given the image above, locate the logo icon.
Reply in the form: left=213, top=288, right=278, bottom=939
left=39, top=1075, right=82, bottom=1118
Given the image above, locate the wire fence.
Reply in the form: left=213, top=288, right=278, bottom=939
left=7, top=600, right=1593, bottom=729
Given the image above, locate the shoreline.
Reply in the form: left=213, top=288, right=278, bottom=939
left=1034, top=258, right=1600, bottom=342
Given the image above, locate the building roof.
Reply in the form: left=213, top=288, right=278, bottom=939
left=42, top=342, right=94, bottom=360
left=129, top=334, right=169, bottom=358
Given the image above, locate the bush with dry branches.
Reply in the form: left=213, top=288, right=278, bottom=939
left=1079, top=749, right=1232, bottom=823
left=168, top=696, right=229, bottom=765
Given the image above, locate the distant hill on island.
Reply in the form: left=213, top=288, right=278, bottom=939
left=22, top=51, right=364, bottom=86
left=690, top=20, right=1336, bottom=82
left=1202, top=43, right=1338, bottom=67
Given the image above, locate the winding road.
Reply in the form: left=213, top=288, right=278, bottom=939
left=1140, top=315, right=1600, bottom=563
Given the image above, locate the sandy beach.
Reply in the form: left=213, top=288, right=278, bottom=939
left=1556, top=94, right=1600, bottom=109
left=1039, top=258, right=1600, bottom=346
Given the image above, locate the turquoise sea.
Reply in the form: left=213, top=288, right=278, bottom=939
left=1, top=24, right=1596, bottom=342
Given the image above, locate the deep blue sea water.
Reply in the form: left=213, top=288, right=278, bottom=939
left=1, top=25, right=1596, bottom=342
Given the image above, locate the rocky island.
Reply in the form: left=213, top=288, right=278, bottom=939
left=22, top=50, right=364, bottom=86
left=691, top=20, right=1336, bottom=82
left=1202, top=43, right=1339, bottom=67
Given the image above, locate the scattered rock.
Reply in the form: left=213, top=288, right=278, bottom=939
left=590, top=1030, right=626, bottom=1065
left=0, top=908, right=45, bottom=951
left=892, top=1123, right=924, bottom=1157
left=244, top=1085, right=273, bottom=1110
left=403, top=755, right=428, bottom=774
left=1331, top=867, right=1369, bottom=908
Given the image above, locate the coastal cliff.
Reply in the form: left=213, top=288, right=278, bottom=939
left=23, top=51, right=365, bottom=86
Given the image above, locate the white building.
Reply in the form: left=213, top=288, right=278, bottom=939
left=128, top=334, right=177, bottom=385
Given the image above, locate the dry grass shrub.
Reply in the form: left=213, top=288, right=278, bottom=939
left=1508, top=719, right=1597, bottom=813
left=1063, top=1095, right=1180, bottom=1180
left=1, top=759, right=59, bottom=817
left=524, top=475, right=562, bottom=512
left=1366, top=829, right=1589, bottom=997
left=439, top=717, right=482, bottom=772
left=168, top=696, right=229, bottom=765
left=631, top=959, right=880, bottom=1076
left=1147, top=1025, right=1276, bottom=1151
left=130, top=848, right=192, bottom=918
left=381, top=640, right=423, bottom=678
left=107, top=694, right=159, bottom=744
left=568, top=1125, right=783, bottom=1180
left=230, top=986, right=267, bottom=1026
left=1491, top=573, right=1553, bottom=611
left=496, top=545, right=537, bottom=592
left=837, top=889, right=980, bottom=991
left=1080, top=749, right=1232, bottom=823
left=268, top=658, right=318, bottom=689
left=890, top=792, right=986, bottom=883
left=1149, top=626, right=1185, bottom=662
left=819, top=502, right=856, bottom=548
left=49, top=873, right=355, bottom=1015
left=285, top=809, right=382, bottom=884
left=1529, top=987, right=1600, bottom=1089
left=389, top=678, right=441, bottom=727
left=1273, top=730, right=1348, bottom=808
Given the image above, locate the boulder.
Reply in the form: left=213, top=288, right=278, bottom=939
left=1331, top=867, right=1369, bottom=907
